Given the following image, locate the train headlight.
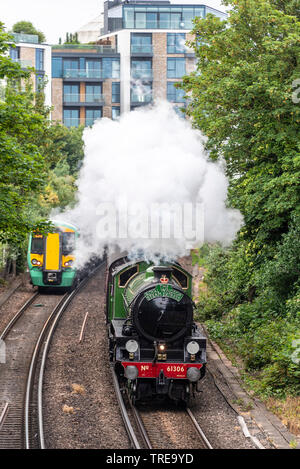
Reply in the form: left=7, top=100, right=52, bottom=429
left=125, top=340, right=138, bottom=354
left=124, top=365, right=138, bottom=380
left=31, top=259, right=41, bottom=266
left=187, top=341, right=200, bottom=355
left=65, top=260, right=74, bottom=267
left=187, top=367, right=201, bottom=382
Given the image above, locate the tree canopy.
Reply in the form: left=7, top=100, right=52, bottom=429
left=0, top=22, right=83, bottom=247
left=12, top=21, right=46, bottom=43
left=182, top=0, right=300, bottom=396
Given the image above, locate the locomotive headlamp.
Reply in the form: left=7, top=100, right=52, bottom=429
left=65, top=260, right=74, bottom=267
left=187, top=341, right=200, bottom=355
left=187, top=367, right=201, bottom=382
left=125, top=340, right=138, bottom=354
left=31, top=259, right=41, bottom=266
left=158, top=343, right=166, bottom=352
left=124, top=365, right=138, bottom=380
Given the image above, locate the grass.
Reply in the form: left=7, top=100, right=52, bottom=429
left=266, top=397, right=300, bottom=436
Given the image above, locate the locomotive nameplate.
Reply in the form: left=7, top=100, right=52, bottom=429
left=122, top=362, right=202, bottom=379
left=144, top=285, right=184, bottom=303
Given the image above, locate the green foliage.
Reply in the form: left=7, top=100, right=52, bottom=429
left=12, top=21, right=46, bottom=43
left=64, top=32, right=80, bottom=45
left=40, top=160, right=77, bottom=210
left=186, top=1, right=300, bottom=397
left=0, top=22, right=84, bottom=257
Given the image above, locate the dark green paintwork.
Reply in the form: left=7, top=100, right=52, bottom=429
left=107, top=260, right=192, bottom=321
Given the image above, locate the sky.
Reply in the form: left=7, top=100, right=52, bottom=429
left=0, top=0, right=227, bottom=45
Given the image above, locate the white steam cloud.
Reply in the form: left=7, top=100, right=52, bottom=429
left=59, top=102, right=242, bottom=266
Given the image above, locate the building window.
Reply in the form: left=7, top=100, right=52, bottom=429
left=86, top=108, right=102, bottom=126
left=64, top=108, right=80, bottom=127
left=52, top=57, right=62, bottom=78
left=86, top=84, right=103, bottom=103
left=103, top=58, right=120, bottom=79
left=112, top=82, right=120, bottom=103
left=86, top=60, right=101, bottom=79
left=112, top=107, right=120, bottom=120
left=10, top=46, right=20, bottom=61
left=123, top=5, right=207, bottom=30
left=131, top=59, right=152, bottom=80
left=167, top=58, right=185, bottom=78
left=167, top=82, right=185, bottom=103
left=36, top=49, right=44, bottom=71
left=63, top=59, right=79, bottom=78
left=64, top=84, right=79, bottom=103
left=131, top=82, right=152, bottom=104
left=146, top=12, right=158, bottom=29
left=131, top=33, right=152, bottom=54
left=167, top=33, right=186, bottom=54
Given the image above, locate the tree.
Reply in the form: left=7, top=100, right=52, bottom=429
left=182, top=0, right=300, bottom=250
left=12, top=21, right=46, bottom=43
left=64, top=32, right=80, bottom=45
left=181, top=1, right=300, bottom=395
left=0, top=22, right=51, bottom=245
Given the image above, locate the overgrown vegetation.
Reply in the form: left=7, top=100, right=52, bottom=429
left=183, top=0, right=300, bottom=398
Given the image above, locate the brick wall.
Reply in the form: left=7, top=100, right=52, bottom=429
left=153, top=33, right=167, bottom=101
left=103, top=79, right=112, bottom=118
left=51, top=78, right=63, bottom=122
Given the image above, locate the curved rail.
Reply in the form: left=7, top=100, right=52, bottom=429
left=111, top=368, right=141, bottom=449
left=24, top=291, right=70, bottom=449
left=186, top=407, right=213, bottom=449
left=33, top=261, right=106, bottom=449
left=0, top=292, right=39, bottom=341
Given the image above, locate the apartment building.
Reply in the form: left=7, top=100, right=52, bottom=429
left=99, top=0, right=226, bottom=115
left=51, top=1, right=227, bottom=127
left=9, top=32, right=52, bottom=107
left=51, top=43, right=120, bottom=126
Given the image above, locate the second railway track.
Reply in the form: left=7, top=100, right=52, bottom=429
left=0, top=264, right=103, bottom=449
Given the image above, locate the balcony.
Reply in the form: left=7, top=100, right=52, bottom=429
left=131, top=69, right=153, bottom=80
left=12, top=32, right=39, bottom=44
left=63, top=69, right=103, bottom=79
left=63, top=118, right=80, bottom=128
left=11, top=58, right=33, bottom=68
left=53, top=44, right=118, bottom=54
left=85, top=117, right=102, bottom=127
left=63, top=93, right=105, bottom=105
left=131, top=93, right=153, bottom=105
left=131, top=44, right=153, bottom=55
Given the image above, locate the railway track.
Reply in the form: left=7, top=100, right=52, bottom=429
left=0, top=263, right=104, bottom=449
left=112, top=368, right=213, bottom=449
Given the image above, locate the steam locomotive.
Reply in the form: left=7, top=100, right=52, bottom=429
left=106, top=254, right=206, bottom=405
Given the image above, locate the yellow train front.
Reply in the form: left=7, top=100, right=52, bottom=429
left=27, top=221, right=78, bottom=291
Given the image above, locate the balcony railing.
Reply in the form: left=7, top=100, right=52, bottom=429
left=12, top=32, right=39, bottom=44
left=131, top=44, right=153, bottom=54
left=131, top=93, right=153, bottom=104
left=131, top=69, right=153, bottom=80
left=85, top=117, right=101, bottom=127
left=63, top=69, right=103, bottom=79
left=63, top=93, right=105, bottom=104
left=53, top=44, right=117, bottom=54
left=63, top=118, right=80, bottom=128
left=11, top=58, right=33, bottom=68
